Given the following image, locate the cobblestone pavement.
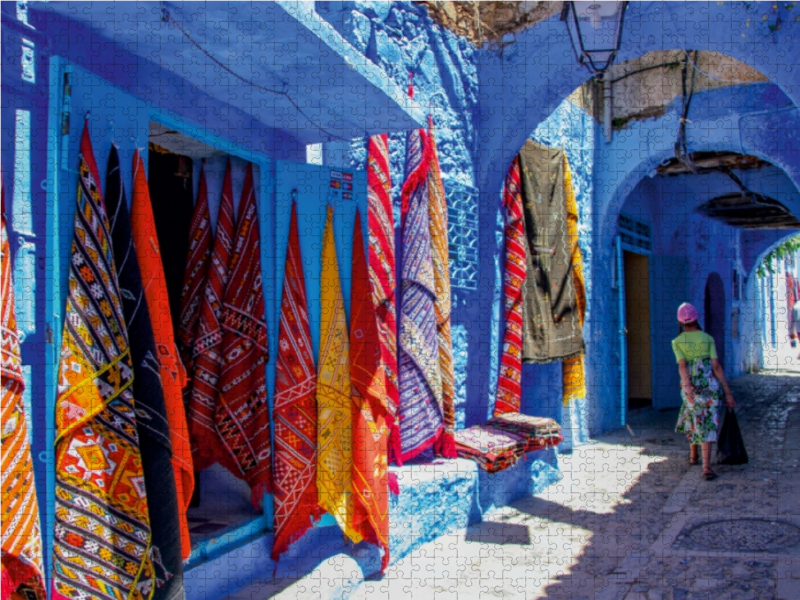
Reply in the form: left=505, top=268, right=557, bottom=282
left=348, top=371, right=800, bottom=600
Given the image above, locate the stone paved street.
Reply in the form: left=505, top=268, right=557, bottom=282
left=345, top=371, right=800, bottom=600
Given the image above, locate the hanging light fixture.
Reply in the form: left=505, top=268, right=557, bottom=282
left=563, top=1, right=628, bottom=76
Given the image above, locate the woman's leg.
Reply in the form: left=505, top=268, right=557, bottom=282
left=690, top=444, right=699, bottom=464
left=702, top=442, right=716, bottom=477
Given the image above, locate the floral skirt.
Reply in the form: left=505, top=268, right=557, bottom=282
left=676, top=357, right=721, bottom=444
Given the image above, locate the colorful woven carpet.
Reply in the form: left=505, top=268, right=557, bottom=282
left=186, top=160, right=235, bottom=472
left=53, top=122, right=154, bottom=600
left=217, top=163, right=272, bottom=507
left=178, top=166, right=212, bottom=376
left=272, top=202, right=322, bottom=560
left=426, top=120, right=457, bottom=458
left=350, top=210, right=391, bottom=572
left=454, top=426, right=526, bottom=474
left=367, top=134, right=401, bottom=464
left=561, top=157, right=587, bottom=406
left=105, top=145, right=184, bottom=597
left=1, top=212, right=45, bottom=600
left=317, top=207, right=360, bottom=542
left=131, top=149, right=194, bottom=559
left=519, top=140, right=584, bottom=363
left=487, top=413, right=563, bottom=452
left=494, top=156, right=526, bottom=416
left=397, top=128, right=444, bottom=463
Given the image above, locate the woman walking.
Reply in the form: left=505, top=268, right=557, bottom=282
left=673, top=303, right=736, bottom=480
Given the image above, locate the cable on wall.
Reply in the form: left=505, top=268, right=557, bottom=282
left=161, top=7, right=348, bottom=142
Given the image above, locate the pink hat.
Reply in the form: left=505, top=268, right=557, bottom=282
left=677, top=303, right=699, bottom=324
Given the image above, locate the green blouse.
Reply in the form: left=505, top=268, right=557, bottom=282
left=672, top=331, right=718, bottom=363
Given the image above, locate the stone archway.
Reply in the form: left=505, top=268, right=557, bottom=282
left=739, top=232, right=800, bottom=372
left=476, top=18, right=800, bottom=429
left=478, top=2, right=800, bottom=199
left=598, top=110, right=800, bottom=259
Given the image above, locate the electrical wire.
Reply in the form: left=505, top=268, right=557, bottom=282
left=612, top=51, right=760, bottom=85
left=683, top=50, right=762, bottom=86
left=674, top=50, right=697, bottom=172
left=610, top=61, right=681, bottom=84
left=161, top=7, right=348, bottom=141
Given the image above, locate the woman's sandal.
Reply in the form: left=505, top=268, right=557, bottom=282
left=703, top=471, right=718, bottom=481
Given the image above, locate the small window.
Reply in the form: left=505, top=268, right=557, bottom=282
left=306, top=143, right=323, bottom=165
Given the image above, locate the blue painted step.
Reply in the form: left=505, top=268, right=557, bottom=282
left=185, top=449, right=561, bottom=600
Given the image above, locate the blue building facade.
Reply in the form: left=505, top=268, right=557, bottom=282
left=3, top=2, right=799, bottom=598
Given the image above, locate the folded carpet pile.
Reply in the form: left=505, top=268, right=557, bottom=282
left=487, top=413, right=563, bottom=451
left=454, top=425, right=527, bottom=473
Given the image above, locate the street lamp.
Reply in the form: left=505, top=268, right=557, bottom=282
left=563, top=1, right=628, bottom=76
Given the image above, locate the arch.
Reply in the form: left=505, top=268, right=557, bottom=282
left=704, top=272, right=727, bottom=368
left=597, top=103, right=800, bottom=258
left=587, top=99, right=800, bottom=421
left=739, top=231, right=800, bottom=372
left=478, top=1, right=800, bottom=198
left=745, top=231, right=800, bottom=285
left=474, top=7, right=800, bottom=428
left=486, top=80, right=800, bottom=265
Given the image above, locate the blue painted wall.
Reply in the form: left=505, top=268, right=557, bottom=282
left=588, top=82, right=800, bottom=431
left=319, top=3, right=593, bottom=447
left=5, top=0, right=800, bottom=465
left=315, top=0, right=800, bottom=441
left=5, top=3, right=800, bottom=594
left=318, top=1, right=488, bottom=429
left=318, top=2, right=800, bottom=441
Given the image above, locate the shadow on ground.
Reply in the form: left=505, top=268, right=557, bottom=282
left=497, top=372, right=800, bottom=600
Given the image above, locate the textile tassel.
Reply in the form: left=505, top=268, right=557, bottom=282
left=106, top=145, right=185, bottom=596
left=427, top=118, right=457, bottom=458
left=52, top=122, right=154, bottom=600
left=131, top=149, right=195, bottom=559
left=272, top=202, right=323, bottom=560
left=397, top=128, right=444, bottom=463
left=561, top=156, right=587, bottom=406
left=317, top=207, right=360, bottom=543
left=388, top=473, right=400, bottom=496
left=366, top=134, right=401, bottom=464
left=494, top=156, right=526, bottom=416
left=1, top=208, right=46, bottom=600
left=178, top=166, right=212, bottom=378
left=186, top=160, right=235, bottom=472
left=350, top=209, right=391, bottom=573
left=217, top=164, right=272, bottom=509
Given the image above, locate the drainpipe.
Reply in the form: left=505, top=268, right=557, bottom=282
left=603, top=72, right=613, bottom=144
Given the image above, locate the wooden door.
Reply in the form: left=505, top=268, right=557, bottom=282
left=624, top=251, right=652, bottom=408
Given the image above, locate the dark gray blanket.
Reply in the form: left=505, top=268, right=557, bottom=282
left=106, top=145, right=184, bottom=600
left=518, top=140, right=584, bottom=363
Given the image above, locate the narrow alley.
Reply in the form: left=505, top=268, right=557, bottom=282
left=4, top=4, right=800, bottom=600
left=336, top=370, right=800, bottom=600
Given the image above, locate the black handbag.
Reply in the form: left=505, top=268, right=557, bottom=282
left=716, top=408, right=749, bottom=465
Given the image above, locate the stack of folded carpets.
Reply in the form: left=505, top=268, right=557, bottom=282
left=487, top=413, right=563, bottom=451
left=454, top=425, right=526, bottom=474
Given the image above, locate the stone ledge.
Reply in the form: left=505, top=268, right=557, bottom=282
left=186, top=448, right=561, bottom=600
